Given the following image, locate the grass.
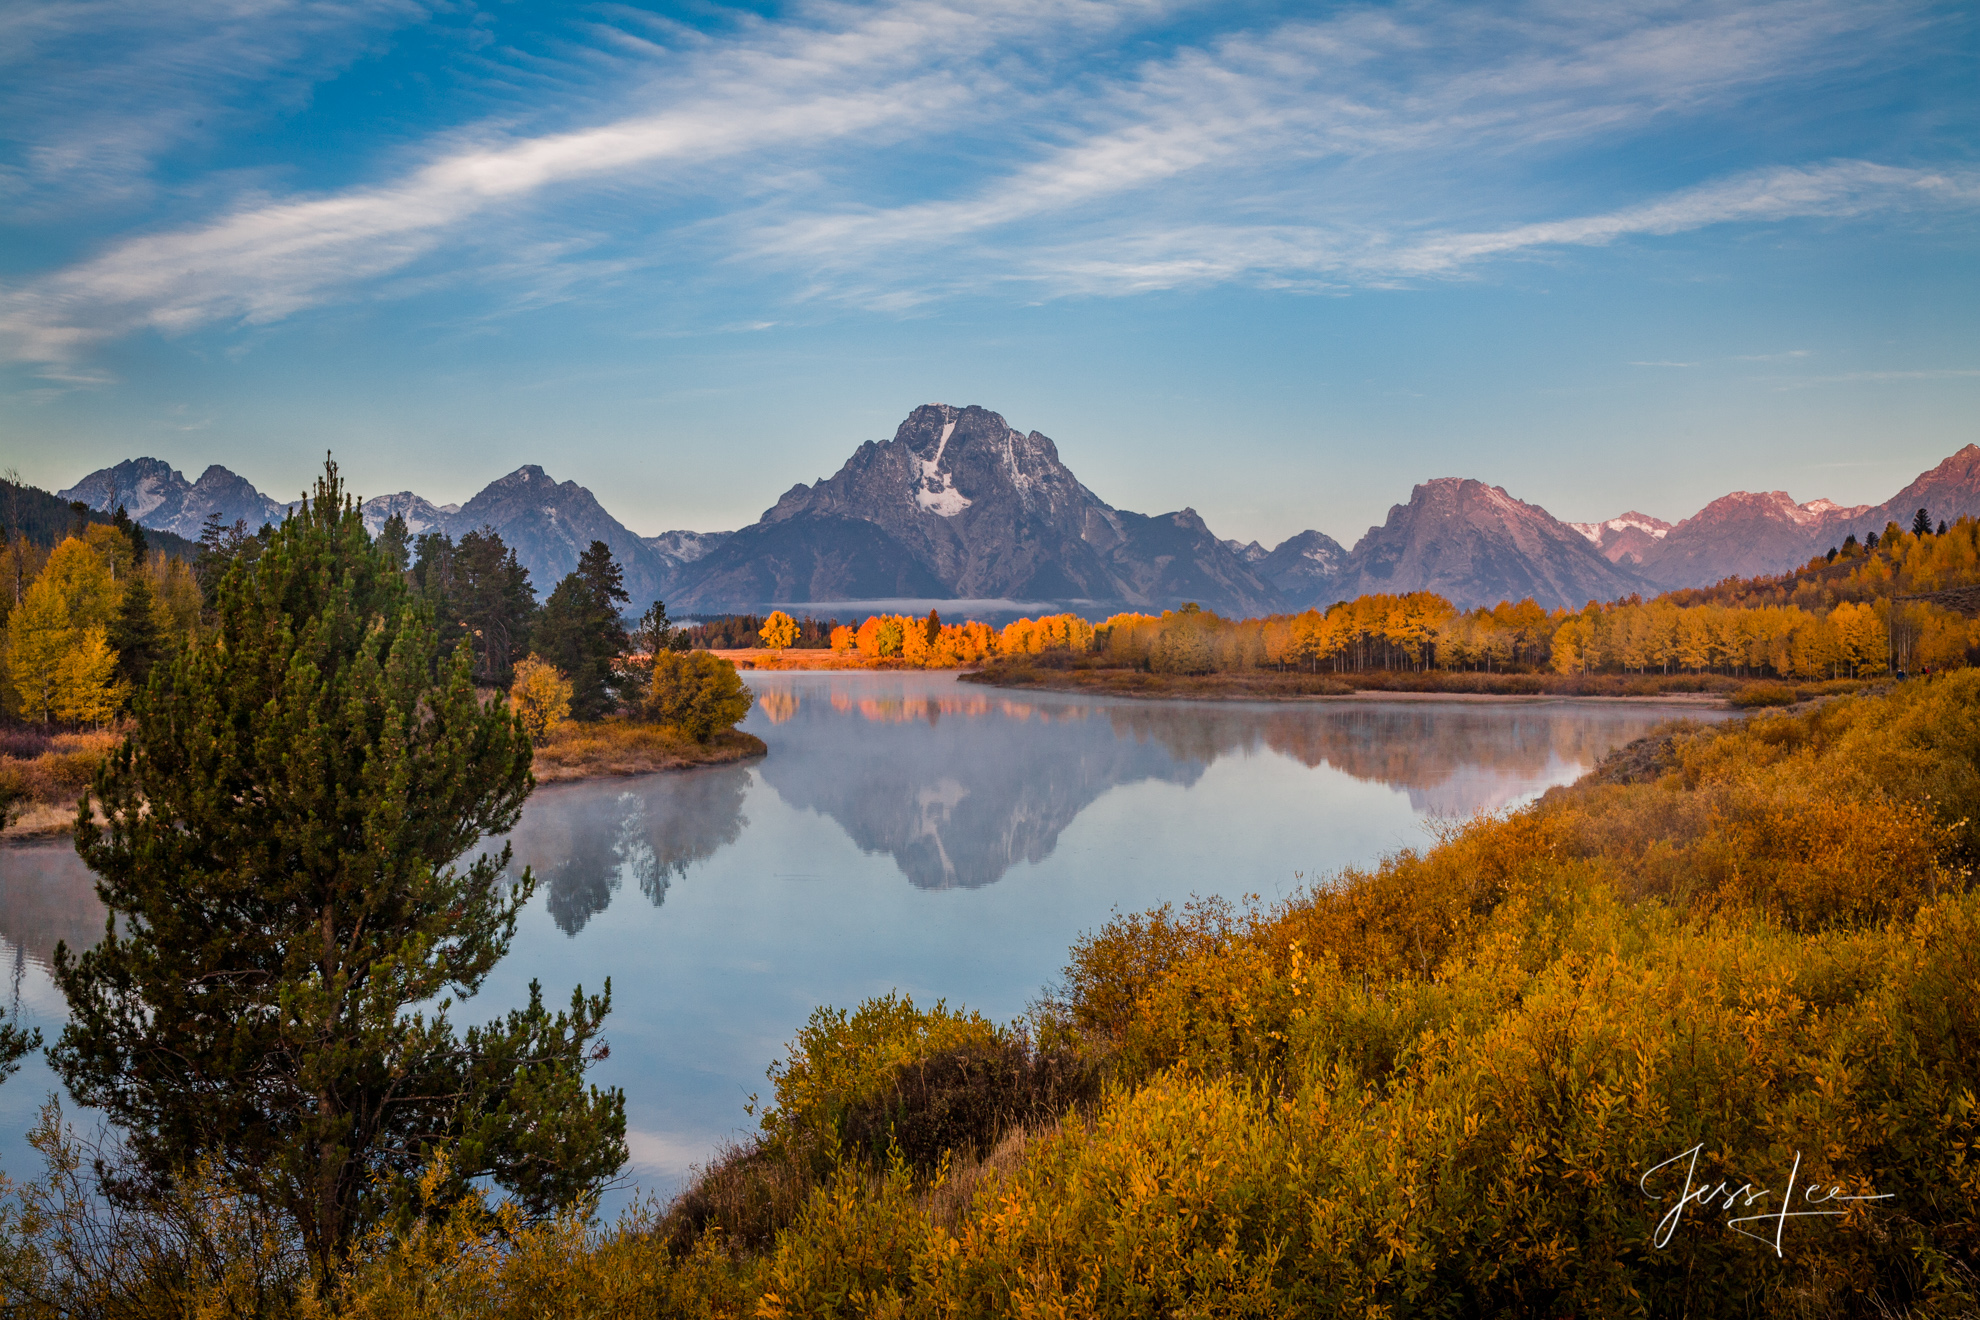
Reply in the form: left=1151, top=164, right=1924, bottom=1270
left=0, top=729, right=117, bottom=839
left=528, top=719, right=765, bottom=783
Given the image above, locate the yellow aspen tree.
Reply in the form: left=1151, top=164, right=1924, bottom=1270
left=1831, top=601, right=1887, bottom=676
left=37, top=537, right=120, bottom=629
left=1550, top=617, right=1587, bottom=675
left=900, top=619, right=931, bottom=666
left=6, top=583, right=71, bottom=723
left=54, top=625, right=122, bottom=724
left=508, top=653, right=573, bottom=743
left=758, top=610, right=798, bottom=650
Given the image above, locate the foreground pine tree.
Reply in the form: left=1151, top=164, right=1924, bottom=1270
left=52, top=460, right=625, bottom=1280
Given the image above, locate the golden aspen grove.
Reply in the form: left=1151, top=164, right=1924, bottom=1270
left=1, top=530, right=198, bottom=728
left=784, top=516, right=1966, bottom=690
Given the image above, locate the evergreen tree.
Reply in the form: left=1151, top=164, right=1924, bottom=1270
left=632, top=600, right=677, bottom=657
left=409, top=530, right=464, bottom=656
left=408, top=528, right=536, bottom=686
left=531, top=540, right=629, bottom=721
left=52, top=460, right=625, bottom=1281
left=375, top=511, right=412, bottom=572
left=112, top=503, right=148, bottom=562
left=577, top=540, right=629, bottom=618
left=1913, top=507, right=1933, bottom=538
left=107, top=570, right=163, bottom=693
left=455, top=527, right=537, bottom=686
left=194, top=514, right=258, bottom=611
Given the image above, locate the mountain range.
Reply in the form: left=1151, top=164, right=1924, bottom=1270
left=59, top=412, right=1980, bottom=617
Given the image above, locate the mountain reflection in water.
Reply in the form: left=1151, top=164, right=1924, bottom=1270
left=748, top=673, right=1702, bottom=891
left=0, top=676, right=1718, bottom=955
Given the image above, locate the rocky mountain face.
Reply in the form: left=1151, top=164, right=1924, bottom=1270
left=60, top=458, right=297, bottom=540
left=1223, top=539, right=1269, bottom=563
left=1255, top=530, right=1352, bottom=609
left=441, top=465, right=678, bottom=607
left=1566, top=512, right=1671, bottom=566
left=359, top=491, right=458, bottom=537
left=1581, top=447, right=1980, bottom=588
left=642, top=529, right=732, bottom=583
left=669, top=404, right=1282, bottom=616
left=65, top=458, right=677, bottom=608
left=1332, top=479, right=1653, bottom=612
left=1630, top=491, right=1867, bottom=588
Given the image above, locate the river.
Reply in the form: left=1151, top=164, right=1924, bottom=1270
left=0, top=671, right=1726, bottom=1202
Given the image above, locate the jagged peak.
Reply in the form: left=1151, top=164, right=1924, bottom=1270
left=1677, top=488, right=1866, bottom=528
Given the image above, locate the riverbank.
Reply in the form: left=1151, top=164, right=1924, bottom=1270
left=529, top=721, right=765, bottom=783
left=959, top=659, right=1872, bottom=705
left=2, top=722, right=766, bottom=840
left=712, top=648, right=871, bottom=670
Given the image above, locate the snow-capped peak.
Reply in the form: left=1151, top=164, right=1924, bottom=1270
left=1568, top=511, right=1672, bottom=543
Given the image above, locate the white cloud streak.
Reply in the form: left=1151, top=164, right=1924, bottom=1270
left=2, top=0, right=1973, bottom=366
left=0, top=0, right=426, bottom=215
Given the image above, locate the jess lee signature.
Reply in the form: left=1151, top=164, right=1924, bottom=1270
left=1640, top=1145, right=1893, bottom=1256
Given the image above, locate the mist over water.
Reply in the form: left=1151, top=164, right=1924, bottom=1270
left=0, top=671, right=1728, bottom=1206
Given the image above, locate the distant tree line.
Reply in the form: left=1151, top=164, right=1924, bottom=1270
left=681, top=613, right=839, bottom=649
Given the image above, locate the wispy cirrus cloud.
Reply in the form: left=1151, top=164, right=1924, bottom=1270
left=3, top=0, right=1146, bottom=362
left=1, top=0, right=1972, bottom=369
left=969, top=161, right=1980, bottom=297
left=0, top=0, right=427, bottom=217
left=1772, top=367, right=1980, bottom=388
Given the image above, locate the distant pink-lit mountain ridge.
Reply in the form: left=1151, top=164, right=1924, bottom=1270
left=58, top=415, right=1980, bottom=617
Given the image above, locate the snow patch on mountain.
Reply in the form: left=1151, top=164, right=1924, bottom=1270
left=913, top=420, right=971, bottom=517
left=360, top=491, right=456, bottom=536
left=1568, top=512, right=1672, bottom=543
left=644, top=529, right=730, bottom=564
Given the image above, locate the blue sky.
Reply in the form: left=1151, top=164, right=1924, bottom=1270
left=2, top=0, right=1975, bottom=546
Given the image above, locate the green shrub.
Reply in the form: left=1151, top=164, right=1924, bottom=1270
left=645, top=651, right=753, bottom=742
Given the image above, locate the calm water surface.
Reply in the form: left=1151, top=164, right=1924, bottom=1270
left=0, top=672, right=1727, bottom=1200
